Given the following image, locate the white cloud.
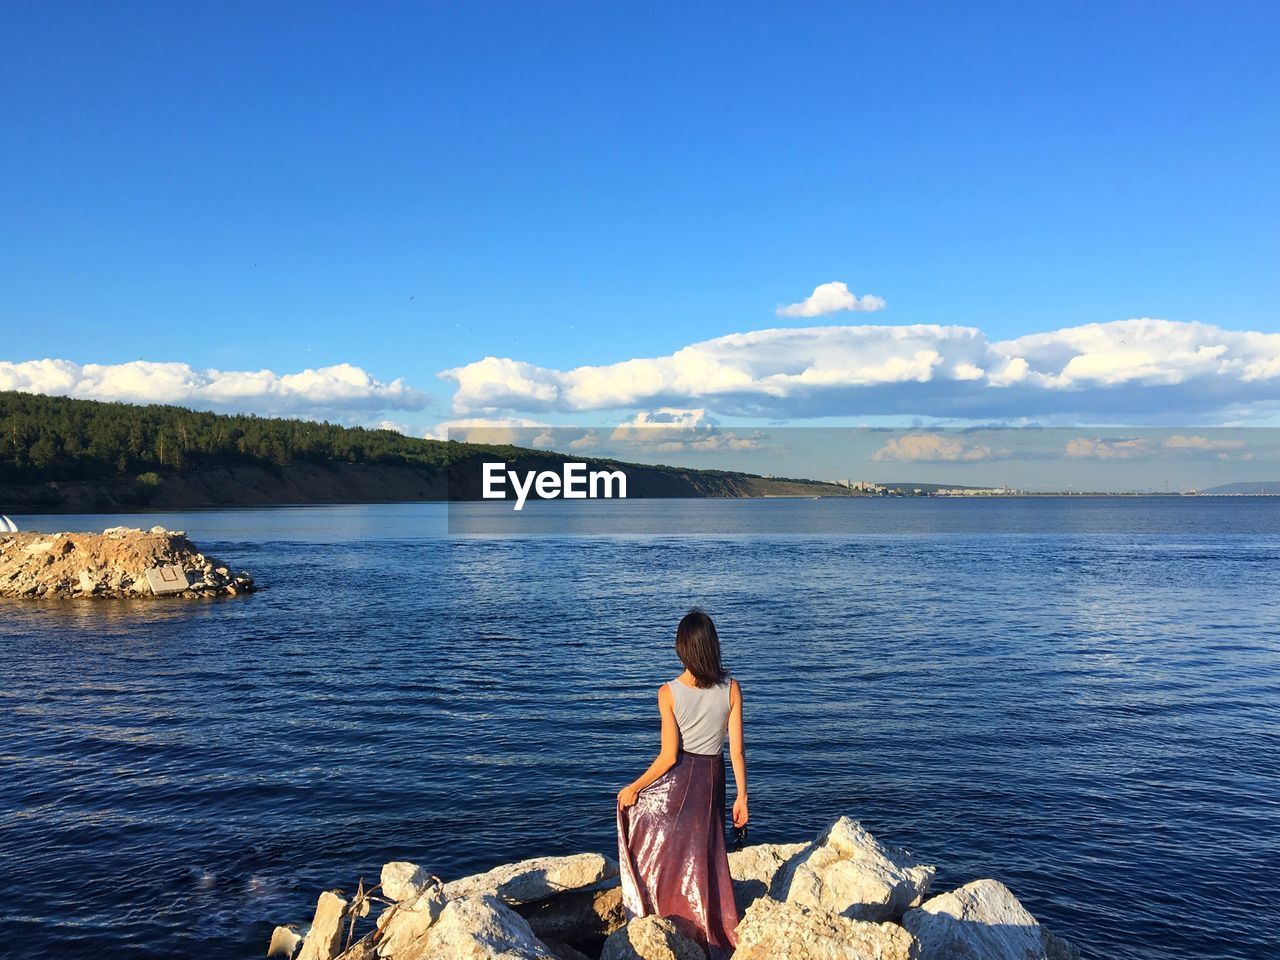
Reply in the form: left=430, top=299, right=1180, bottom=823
left=872, top=433, right=1002, bottom=462
left=607, top=408, right=763, bottom=452
left=440, top=318, right=1280, bottom=422
left=1065, top=437, right=1151, bottom=459
left=1065, top=434, right=1253, bottom=460
left=0, top=358, right=427, bottom=417
left=1161, top=434, right=1247, bottom=453
left=777, top=282, right=887, bottom=318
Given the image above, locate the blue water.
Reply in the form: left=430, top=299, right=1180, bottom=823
left=1, top=498, right=1278, bottom=959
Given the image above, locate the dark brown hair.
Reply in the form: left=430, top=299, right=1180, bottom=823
left=675, top=608, right=728, bottom=688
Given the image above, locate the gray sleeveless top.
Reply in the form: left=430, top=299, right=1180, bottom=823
left=668, top=677, right=732, bottom=755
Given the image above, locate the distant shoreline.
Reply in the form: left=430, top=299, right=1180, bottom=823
left=5, top=487, right=1269, bottom=517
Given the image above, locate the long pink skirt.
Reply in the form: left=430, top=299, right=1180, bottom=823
left=617, top=750, right=739, bottom=956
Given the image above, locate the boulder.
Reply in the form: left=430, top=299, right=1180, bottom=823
left=599, top=915, right=705, bottom=960
left=375, top=884, right=447, bottom=958
left=443, top=853, right=618, bottom=906
left=727, top=842, right=807, bottom=914
left=541, top=941, right=592, bottom=960
left=297, top=890, right=348, bottom=960
left=902, top=878, right=1079, bottom=960
left=387, top=893, right=556, bottom=959
left=515, top=885, right=625, bottom=951
left=733, top=896, right=917, bottom=960
left=773, top=817, right=933, bottom=922
left=381, top=861, right=434, bottom=902
left=267, top=925, right=303, bottom=958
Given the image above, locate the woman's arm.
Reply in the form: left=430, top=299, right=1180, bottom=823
left=618, top=684, right=680, bottom=807
left=729, top=678, right=748, bottom=827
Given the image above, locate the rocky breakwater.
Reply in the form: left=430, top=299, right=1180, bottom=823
left=0, top=526, right=254, bottom=599
left=269, top=815, right=1081, bottom=960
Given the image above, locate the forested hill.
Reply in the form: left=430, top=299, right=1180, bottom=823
left=0, top=392, right=848, bottom=511
left=1, top=390, right=499, bottom=481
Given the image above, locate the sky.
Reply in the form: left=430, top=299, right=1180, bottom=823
left=2, top=2, right=1279, bottom=486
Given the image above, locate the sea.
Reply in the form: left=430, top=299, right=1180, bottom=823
left=0, top=497, right=1277, bottom=959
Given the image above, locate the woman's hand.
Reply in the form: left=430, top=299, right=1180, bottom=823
left=618, top=785, right=639, bottom=809
left=733, top=794, right=749, bottom=828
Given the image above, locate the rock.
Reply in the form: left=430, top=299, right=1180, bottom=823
left=336, top=937, right=378, bottom=960
left=541, top=941, right=591, bottom=960
left=903, top=879, right=1079, bottom=960
left=515, top=885, right=624, bottom=952
left=145, top=564, right=190, bottom=594
left=1043, top=929, right=1082, bottom=960
left=381, top=861, right=434, bottom=902
left=773, top=817, right=934, bottom=922
left=733, top=896, right=917, bottom=960
left=443, top=853, right=618, bottom=906
left=267, top=925, right=304, bottom=958
left=297, top=890, right=348, bottom=960
left=727, top=842, right=807, bottom=914
left=599, top=915, right=704, bottom=960
left=388, top=893, right=556, bottom=959
left=375, top=884, right=447, bottom=958
left=0, top=529, right=252, bottom=599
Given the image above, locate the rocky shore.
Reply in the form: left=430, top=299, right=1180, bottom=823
left=268, top=817, right=1081, bottom=960
left=0, top=526, right=254, bottom=598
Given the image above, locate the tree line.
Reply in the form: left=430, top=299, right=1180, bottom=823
left=0, top=391, right=493, bottom=484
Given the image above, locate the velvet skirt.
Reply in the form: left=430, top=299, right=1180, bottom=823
left=617, top=750, right=739, bottom=955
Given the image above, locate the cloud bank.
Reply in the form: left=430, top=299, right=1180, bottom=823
left=441, top=319, right=1280, bottom=422
left=777, top=281, right=887, bottom=318
left=872, top=434, right=1006, bottom=462
left=1066, top=434, right=1252, bottom=461
left=0, top=359, right=427, bottom=418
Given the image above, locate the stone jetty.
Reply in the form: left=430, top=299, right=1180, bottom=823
left=268, top=816, right=1081, bottom=960
left=0, top=526, right=253, bottom=599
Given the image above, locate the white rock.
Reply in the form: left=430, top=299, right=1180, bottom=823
left=773, top=817, right=934, bottom=922
left=443, top=853, right=618, bottom=906
left=374, top=884, right=446, bottom=958
left=297, top=890, right=348, bottom=960
left=902, top=878, right=1078, bottom=960
left=389, top=893, right=556, bottom=959
left=733, top=895, right=917, bottom=960
left=267, top=924, right=303, bottom=958
left=728, top=842, right=807, bottom=914
left=381, top=861, right=434, bottom=902
left=599, top=915, right=704, bottom=960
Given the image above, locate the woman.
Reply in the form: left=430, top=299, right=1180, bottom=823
left=616, top=608, right=747, bottom=956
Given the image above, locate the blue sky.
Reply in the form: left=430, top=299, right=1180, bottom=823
left=3, top=2, right=1279, bottom=475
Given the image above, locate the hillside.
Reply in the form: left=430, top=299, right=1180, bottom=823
left=1197, top=480, right=1280, bottom=495
left=0, top=392, right=850, bottom=512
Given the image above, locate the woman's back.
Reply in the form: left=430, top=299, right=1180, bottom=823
left=668, top=677, right=732, bottom=755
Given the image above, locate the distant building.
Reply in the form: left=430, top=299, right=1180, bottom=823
left=842, top=480, right=884, bottom=493
left=934, top=486, right=1021, bottom=497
